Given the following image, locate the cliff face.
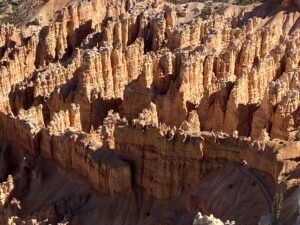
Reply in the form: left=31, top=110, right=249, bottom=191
left=0, top=0, right=299, bottom=225
left=5, top=0, right=300, bottom=139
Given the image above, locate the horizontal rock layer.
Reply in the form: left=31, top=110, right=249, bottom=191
left=0, top=0, right=299, bottom=224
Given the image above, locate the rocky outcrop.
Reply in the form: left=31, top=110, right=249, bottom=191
left=0, top=109, right=132, bottom=195
left=193, top=212, right=235, bottom=225
left=0, top=175, right=14, bottom=208
left=4, top=0, right=300, bottom=140
left=0, top=0, right=299, bottom=224
left=113, top=115, right=289, bottom=199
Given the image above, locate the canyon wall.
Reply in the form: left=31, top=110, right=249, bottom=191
left=0, top=0, right=299, bottom=224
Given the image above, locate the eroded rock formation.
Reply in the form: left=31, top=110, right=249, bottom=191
left=0, top=0, right=299, bottom=224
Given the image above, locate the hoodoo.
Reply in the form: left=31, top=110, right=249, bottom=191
left=0, top=0, right=299, bottom=224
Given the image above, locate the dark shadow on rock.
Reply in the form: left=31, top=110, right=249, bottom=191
left=236, top=103, right=259, bottom=136
left=91, top=97, right=123, bottom=129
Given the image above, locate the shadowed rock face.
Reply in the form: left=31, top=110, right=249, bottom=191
left=281, top=0, right=300, bottom=8
left=0, top=0, right=299, bottom=224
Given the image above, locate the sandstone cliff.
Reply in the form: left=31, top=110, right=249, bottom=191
left=0, top=0, right=299, bottom=225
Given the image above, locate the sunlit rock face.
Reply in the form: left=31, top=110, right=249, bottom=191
left=0, top=0, right=299, bottom=224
